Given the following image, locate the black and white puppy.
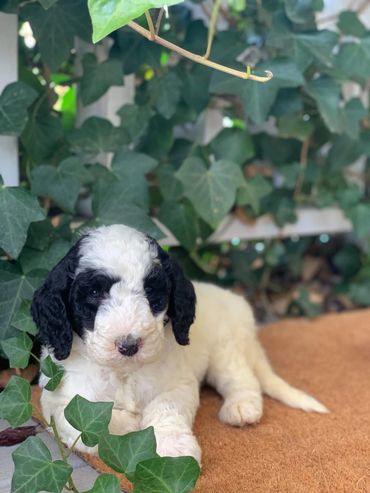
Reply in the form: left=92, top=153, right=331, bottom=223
left=32, top=224, right=328, bottom=462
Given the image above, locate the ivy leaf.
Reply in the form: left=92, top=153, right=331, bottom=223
left=19, top=240, right=71, bottom=274
left=335, top=39, right=370, bottom=83
left=98, top=428, right=158, bottom=481
left=237, top=176, right=273, bottom=214
left=294, top=30, right=338, bottom=66
left=157, top=165, right=184, bottom=202
left=284, top=0, right=323, bottom=24
left=88, top=0, right=184, bottom=43
left=0, top=376, right=32, bottom=427
left=343, top=98, right=367, bottom=141
left=345, top=203, right=370, bottom=239
left=1, top=332, right=33, bottom=369
left=0, top=269, right=44, bottom=342
left=291, top=287, right=321, bottom=318
left=110, top=148, right=158, bottom=209
left=11, top=300, right=38, bottom=335
left=31, top=157, right=92, bottom=212
left=83, top=474, right=121, bottom=493
left=149, top=72, right=183, bottom=120
left=68, top=117, right=127, bottom=154
left=21, top=0, right=92, bottom=70
left=38, top=0, right=58, bottom=8
left=305, top=77, right=343, bottom=133
left=21, top=114, right=64, bottom=165
left=210, top=128, right=255, bottom=166
left=338, top=11, right=367, bottom=37
left=277, top=115, right=314, bottom=141
left=177, top=157, right=243, bottom=229
left=328, top=134, right=363, bottom=169
left=117, top=103, right=153, bottom=140
left=11, top=436, right=72, bottom=493
left=217, top=58, right=304, bottom=125
left=0, top=184, right=45, bottom=259
left=40, top=355, right=64, bottom=391
left=64, top=395, right=113, bottom=447
left=159, top=201, right=199, bottom=252
left=134, top=456, right=200, bottom=493
left=80, top=53, right=123, bottom=106
left=0, top=82, right=37, bottom=136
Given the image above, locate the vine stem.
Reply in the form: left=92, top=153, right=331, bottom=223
left=204, top=0, right=222, bottom=59
left=144, top=10, right=155, bottom=39
left=294, top=138, right=310, bottom=200
left=128, top=20, right=273, bottom=82
left=50, top=416, right=80, bottom=493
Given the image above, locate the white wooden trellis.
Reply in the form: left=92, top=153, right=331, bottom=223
left=1, top=1, right=369, bottom=244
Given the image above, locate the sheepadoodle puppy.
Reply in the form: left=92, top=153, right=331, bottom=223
left=32, top=224, right=328, bottom=462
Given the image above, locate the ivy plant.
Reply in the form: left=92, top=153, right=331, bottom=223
left=0, top=0, right=370, bottom=491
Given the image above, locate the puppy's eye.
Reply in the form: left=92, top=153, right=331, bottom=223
left=89, top=288, right=100, bottom=297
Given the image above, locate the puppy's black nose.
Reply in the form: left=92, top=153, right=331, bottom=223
left=116, top=335, right=141, bottom=357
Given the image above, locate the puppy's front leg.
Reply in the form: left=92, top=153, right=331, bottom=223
left=109, top=408, right=141, bottom=436
left=141, top=381, right=201, bottom=464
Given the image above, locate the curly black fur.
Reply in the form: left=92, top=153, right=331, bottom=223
left=155, top=244, right=196, bottom=346
left=31, top=239, right=82, bottom=360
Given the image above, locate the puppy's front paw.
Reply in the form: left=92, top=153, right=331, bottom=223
left=156, top=431, right=201, bottom=464
left=219, top=392, right=263, bottom=427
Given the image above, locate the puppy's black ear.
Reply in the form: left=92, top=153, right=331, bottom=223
left=159, top=249, right=196, bottom=345
left=31, top=241, right=81, bottom=360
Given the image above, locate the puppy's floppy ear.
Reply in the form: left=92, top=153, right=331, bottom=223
left=158, top=249, right=196, bottom=345
left=31, top=240, right=81, bottom=360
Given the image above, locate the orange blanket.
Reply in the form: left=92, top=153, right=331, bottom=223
left=32, top=310, right=370, bottom=492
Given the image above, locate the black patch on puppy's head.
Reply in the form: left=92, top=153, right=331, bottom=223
left=145, top=238, right=196, bottom=345
left=69, top=269, right=119, bottom=334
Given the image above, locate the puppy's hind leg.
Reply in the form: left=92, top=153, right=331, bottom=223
left=207, top=347, right=263, bottom=427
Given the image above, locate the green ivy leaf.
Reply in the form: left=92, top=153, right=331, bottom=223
left=338, top=11, right=367, bottom=37
left=83, top=474, right=121, bottom=493
left=0, top=184, right=45, bottom=258
left=177, top=157, right=243, bottom=229
left=21, top=114, right=64, bottom=166
left=40, top=355, right=64, bottom=391
left=38, top=0, right=58, bottom=9
left=11, top=300, right=38, bottom=335
left=88, top=0, right=184, bottom=43
left=116, top=104, right=153, bottom=140
left=294, top=30, right=338, bottom=66
left=31, top=157, right=92, bottom=212
left=98, top=428, right=158, bottom=481
left=328, top=134, right=363, bottom=169
left=228, top=0, right=246, bottom=12
left=68, top=117, right=127, bottom=154
left=284, top=0, right=323, bottom=24
left=159, top=201, right=199, bottom=252
left=335, top=39, right=370, bottom=83
left=11, top=436, right=72, bottom=493
left=134, top=456, right=200, bottom=493
left=80, top=53, right=123, bottom=106
left=1, top=332, right=33, bottom=369
left=277, top=115, right=314, bottom=141
left=157, top=165, right=184, bottom=202
left=149, top=72, right=183, bottom=120
left=0, top=269, right=43, bottom=341
left=345, top=203, right=370, bottom=239
left=349, top=281, right=370, bottom=306
left=210, top=128, right=255, bottom=166
left=305, top=77, right=343, bottom=133
left=0, top=82, right=37, bottom=136
left=64, top=395, right=113, bottom=447
left=19, top=240, right=71, bottom=274
left=0, top=376, right=32, bottom=427
left=343, top=98, right=367, bottom=141
left=237, top=176, right=273, bottom=214
left=21, top=0, right=92, bottom=70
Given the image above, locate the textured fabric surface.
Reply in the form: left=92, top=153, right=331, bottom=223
left=32, top=309, right=370, bottom=492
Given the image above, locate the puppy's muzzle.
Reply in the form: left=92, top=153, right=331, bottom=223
left=116, top=335, right=142, bottom=357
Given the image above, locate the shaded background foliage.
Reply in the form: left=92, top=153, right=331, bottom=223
left=0, top=0, right=370, bottom=358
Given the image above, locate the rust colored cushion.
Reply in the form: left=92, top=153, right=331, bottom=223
left=32, top=310, right=370, bottom=492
